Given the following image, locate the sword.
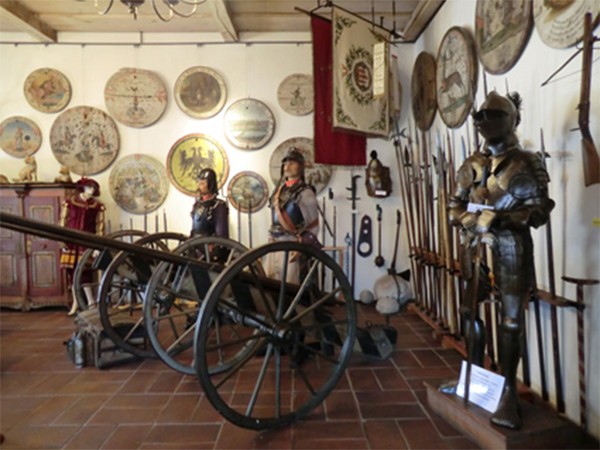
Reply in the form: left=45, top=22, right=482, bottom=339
left=346, top=175, right=361, bottom=300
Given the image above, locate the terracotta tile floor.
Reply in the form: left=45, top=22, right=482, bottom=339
left=0, top=305, right=588, bottom=450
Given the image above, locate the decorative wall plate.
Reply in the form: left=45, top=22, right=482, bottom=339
left=50, top=106, right=119, bottom=175
left=109, top=154, right=169, bottom=214
left=411, top=52, right=437, bottom=131
left=166, top=133, right=229, bottom=197
left=104, top=68, right=168, bottom=128
left=227, top=171, right=268, bottom=213
left=224, top=98, right=275, bottom=150
left=277, top=74, right=314, bottom=116
left=24, top=68, right=71, bottom=113
left=436, top=27, right=479, bottom=129
left=475, top=0, right=533, bottom=74
left=0, top=116, right=42, bottom=158
left=174, top=66, right=227, bottom=119
left=269, top=137, right=332, bottom=195
left=533, top=0, right=600, bottom=48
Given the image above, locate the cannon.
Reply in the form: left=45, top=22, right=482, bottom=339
left=0, top=211, right=357, bottom=430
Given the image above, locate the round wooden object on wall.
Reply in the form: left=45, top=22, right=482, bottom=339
left=224, top=98, right=275, bottom=150
left=436, top=27, right=479, bottom=129
left=104, top=68, right=168, bottom=128
left=0, top=116, right=42, bottom=158
left=227, top=171, right=269, bottom=213
left=174, top=66, right=227, bottom=119
left=533, top=0, right=600, bottom=49
left=475, top=0, right=533, bottom=74
left=24, top=68, right=71, bottom=113
left=166, top=133, right=229, bottom=197
left=109, top=154, right=169, bottom=214
left=277, top=74, right=314, bottom=116
left=411, top=51, right=437, bottom=131
left=269, top=137, right=332, bottom=195
left=50, top=106, right=119, bottom=175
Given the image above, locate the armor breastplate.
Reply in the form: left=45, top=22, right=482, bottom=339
left=270, top=182, right=307, bottom=233
left=191, top=198, right=220, bottom=236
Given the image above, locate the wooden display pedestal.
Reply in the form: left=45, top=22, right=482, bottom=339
left=425, top=382, right=569, bottom=449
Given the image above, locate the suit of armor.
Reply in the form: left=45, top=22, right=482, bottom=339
left=449, top=92, right=554, bottom=430
left=269, top=178, right=319, bottom=240
left=190, top=196, right=229, bottom=238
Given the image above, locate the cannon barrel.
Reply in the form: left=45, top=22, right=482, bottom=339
left=0, top=211, right=288, bottom=292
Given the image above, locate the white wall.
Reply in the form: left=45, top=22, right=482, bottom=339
left=0, top=0, right=598, bottom=437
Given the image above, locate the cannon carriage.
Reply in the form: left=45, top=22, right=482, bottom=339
left=0, top=211, right=356, bottom=430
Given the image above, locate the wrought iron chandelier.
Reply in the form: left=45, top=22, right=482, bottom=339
left=95, top=0, right=207, bottom=22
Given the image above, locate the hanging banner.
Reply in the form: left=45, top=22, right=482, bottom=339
left=312, top=15, right=366, bottom=166
left=332, top=6, right=390, bottom=137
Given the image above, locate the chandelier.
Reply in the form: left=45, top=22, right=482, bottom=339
left=95, top=0, right=207, bottom=22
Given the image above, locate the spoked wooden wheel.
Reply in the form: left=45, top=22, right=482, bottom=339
left=194, top=242, right=356, bottom=430
left=143, top=236, right=250, bottom=375
left=72, top=230, right=148, bottom=311
left=97, top=232, right=188, bottom=358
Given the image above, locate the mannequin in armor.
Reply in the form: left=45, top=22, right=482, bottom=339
left=268, top=148, right=320, bottom=281
left=190, top=168, right=229, bottom=239
left=448, top=91, right=555, bottom=429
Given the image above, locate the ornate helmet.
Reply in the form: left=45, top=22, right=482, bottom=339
left=196, top=168, right=219, bottom=194
left=282, top=147, right=305, bottom=166
left=76, top=177, right=100, bottom=196
left=472, top=91, right=521, bottom=142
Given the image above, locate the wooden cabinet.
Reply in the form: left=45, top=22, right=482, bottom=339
left=0, top=183, right=74, bottom=310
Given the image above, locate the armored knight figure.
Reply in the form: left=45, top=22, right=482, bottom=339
left=448, top=91, right=555, bottom=430
left=190, top=168, right=229, bottom=239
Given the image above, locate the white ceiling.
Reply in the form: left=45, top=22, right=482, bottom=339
left=0, top=0, right=444, bottom=43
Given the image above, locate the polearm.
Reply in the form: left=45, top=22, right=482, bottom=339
left=247, top=198, right=253, bottom=248
left=346, top=174, right=361, bottom=300
left=422, top=130, right=439, bottom=320
left=577, top=13, right=600, bottom=186
left=539, top=129, right=564, bottom=413
left=413, top=127, right=429, bottom=312
left=446, top=130, right=461, bottom=334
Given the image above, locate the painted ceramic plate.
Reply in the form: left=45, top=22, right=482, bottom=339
left=269, top=137, right=332, bottom=195
left=109, top=154, right=169, bottom=214
left=224, top=98, right=275, bottom=150
left=533, top=0, right=600, bottom=48
left=166, top=133, right=229, bottom=197
left=277, top=74, right=314, bottom=116
left=174, top=66, right=227, bottom=119
left=227, top=171, right=268, bottom=213
left=104, top=68, right=168, bottom=128
left=411, top=52, right=437, bottom=131
left=24, top=68, right=71, bottom=113
left=475, top=0, right=533, bottom=74
left=50, top=106, right=119, bottom=175
left=436, top=27, right=479, bottom=129
left=0, top=116, right=42, bottom=158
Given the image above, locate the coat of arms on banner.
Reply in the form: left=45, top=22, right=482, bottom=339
left=332, top=7, right=390, bottom=137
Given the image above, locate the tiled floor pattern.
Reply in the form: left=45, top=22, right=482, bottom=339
left=0, top=305, right=576, bottom=449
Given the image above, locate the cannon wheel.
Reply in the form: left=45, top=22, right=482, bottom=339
left=194, top=241, right=356, bottom=430
left=143, top=236, right=252, bottom=375
left=72, top=230, right=148, bottom=311
left=97, top=232, right=188, bottom=359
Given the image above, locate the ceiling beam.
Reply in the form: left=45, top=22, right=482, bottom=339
left=401, top=0, right=445, bottom=43
left=209, top=0, right=238, bottom=42
left=0, top=1, right=57, bottom=42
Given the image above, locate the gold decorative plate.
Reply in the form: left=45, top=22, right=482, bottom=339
left=436, top=27, right=479, bottom=129
left=174, top=66, right=227, bottom=119
left=269, top=137, right=332, bottom=195
left=50, top=106, right=119, bottom=175
left=24, top=68, right=71, bottom=113
left=411, top=52, right=437, bottom=131
left=109, top=154, right=169, bottom=214
left=104, top=68, right=168, bottom=128
left=0, top=116, right=42, bottom=158
left=277, top=74, right=314, bottom=116
left=533, top=0, right=600, bottom=49
left=227, top=171, right=269, bottom=213
left=224, top=98, right=275, bottom=150
left=475, top=0, right=533, bottom=74
left=166, top=133, right=229, bottom=197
